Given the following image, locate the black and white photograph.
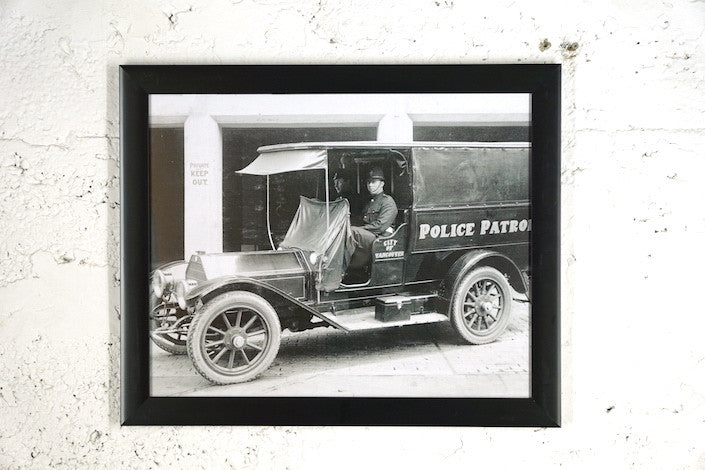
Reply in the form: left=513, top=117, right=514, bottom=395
left=147, top=92, right=533, bottom=399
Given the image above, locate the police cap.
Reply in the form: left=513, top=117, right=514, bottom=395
left=333, top=170, right=350, bottom=180
left=367, top=167, right=385, bottom=181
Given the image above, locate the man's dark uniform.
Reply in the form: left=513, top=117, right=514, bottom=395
left=361, top=193, right=398, bottom=236
left=333, top=171, right=363, bottom=224
left=348, top=168, right=398, bottom=269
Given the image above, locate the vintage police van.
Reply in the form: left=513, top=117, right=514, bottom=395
left=151, top=142, right=530, bottom=384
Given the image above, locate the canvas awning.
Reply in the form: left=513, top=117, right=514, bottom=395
left=237, top=149, right=328, bottom=175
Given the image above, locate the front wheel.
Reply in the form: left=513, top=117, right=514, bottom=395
left=450, top=266, right=512, bottom=344
left=187, top=291, right=281, bottom=385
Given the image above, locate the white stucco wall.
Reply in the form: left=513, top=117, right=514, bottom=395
left=1, top=0, right=703, bottom=468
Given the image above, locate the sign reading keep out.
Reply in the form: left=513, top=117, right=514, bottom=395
left=190, top=162, right=209, bottom=185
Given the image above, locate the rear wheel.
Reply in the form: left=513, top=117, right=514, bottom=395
left=187, top=291, right=281, bottom=385
left=450, top=266, right=512, bottom=344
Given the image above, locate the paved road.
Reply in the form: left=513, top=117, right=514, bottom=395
left=151, top=298, right=530, bottom=398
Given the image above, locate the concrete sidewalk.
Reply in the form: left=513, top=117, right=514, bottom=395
left=151, top=300, right=530, bottom=398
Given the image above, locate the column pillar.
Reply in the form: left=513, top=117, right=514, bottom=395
left=377, top=113, right=413, bottom=142
left=183, top=114, right=223, bottom=256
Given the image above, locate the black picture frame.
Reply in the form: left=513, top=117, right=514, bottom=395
left=120, top=64, right=560, bottom=426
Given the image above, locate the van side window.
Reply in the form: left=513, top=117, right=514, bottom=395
left=412, top=147, right=529, bottom=207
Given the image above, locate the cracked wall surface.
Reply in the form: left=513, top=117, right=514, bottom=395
left=1, top=0, right=704, bottom=468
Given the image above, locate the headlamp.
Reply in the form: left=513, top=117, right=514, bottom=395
left=151, top=270, right=173, bottom=298
left=175, top=279, right=197, bottom=310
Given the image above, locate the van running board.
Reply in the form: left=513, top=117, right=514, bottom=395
left=329, top=306, right=448, bottom=332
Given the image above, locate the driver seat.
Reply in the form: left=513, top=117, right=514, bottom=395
left=343, top=213, right=409, bottom=289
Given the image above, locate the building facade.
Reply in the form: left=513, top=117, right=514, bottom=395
left=149, top=94, right=530, bottom=266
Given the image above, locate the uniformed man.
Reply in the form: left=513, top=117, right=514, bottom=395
left=359, top=167, right=397, bottom=235
left=332, top=170, right=362, bottom=224
left=349, top=167, right=398, bottom=267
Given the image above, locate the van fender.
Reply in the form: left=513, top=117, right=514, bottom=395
left=439, top=250, right=528, bottom=314
left=187, top=276, right=348, bottom=332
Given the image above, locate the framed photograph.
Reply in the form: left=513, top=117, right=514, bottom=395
left=121, top=65, right=560, bottom=426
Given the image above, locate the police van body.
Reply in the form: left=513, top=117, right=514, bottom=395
left=151, top=142, right=530, bottom=385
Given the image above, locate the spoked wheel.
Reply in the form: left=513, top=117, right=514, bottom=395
left=187, top=291, right=281, bottom=385
left=150, top=301, right=191, bottom=355
left=450, top=266, right=512, bottom=344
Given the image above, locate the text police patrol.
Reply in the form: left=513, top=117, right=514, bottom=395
left=418, top=218, right=532, bottom=240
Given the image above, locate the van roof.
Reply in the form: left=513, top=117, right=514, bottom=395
left=258, top=141, right=530, bottom=153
